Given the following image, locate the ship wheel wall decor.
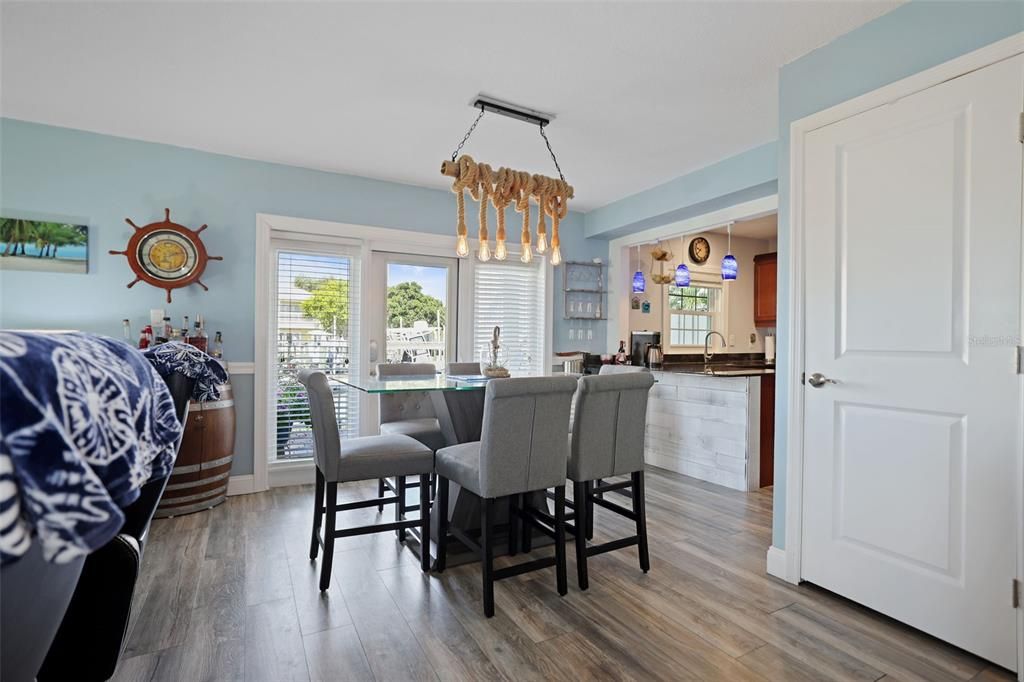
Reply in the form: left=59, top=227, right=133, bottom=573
left=109, top=208, right=222, bottom=303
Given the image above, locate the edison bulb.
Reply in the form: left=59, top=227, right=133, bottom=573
left=456, top=234, right=469, bottom=258
left=520, top=246, right=533, bottom=264
left=477, top=242, right=491, bottom=262
left=550, top=245, right=562, bottom=266
left=536, top=233, right=548, bottom=254
left=494, top=240, right=508, bottom=261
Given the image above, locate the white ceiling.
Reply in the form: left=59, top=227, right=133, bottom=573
left=0, top=1, right=900, bottom=212
left=711, top=213, right=778, bottom=241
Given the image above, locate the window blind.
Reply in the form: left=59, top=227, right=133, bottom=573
left=472, top=259, right=546, bottom=375
left=272, top=246, right=361, bottom=462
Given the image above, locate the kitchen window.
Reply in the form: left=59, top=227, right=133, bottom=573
left=666, top=283, right=722, bottom=347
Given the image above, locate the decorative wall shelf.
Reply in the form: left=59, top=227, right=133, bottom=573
left=563, top=261, right=607, bottom=320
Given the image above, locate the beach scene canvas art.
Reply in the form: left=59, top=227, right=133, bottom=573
left=0, top=218, right=88, bottom=273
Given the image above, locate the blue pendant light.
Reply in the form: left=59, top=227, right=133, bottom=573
left=632, top=246, right=646, bottom=292
left=674, top=237, right=690, bottom=287
left=674, top=263, right=690, bottom=287
left=722, top=223, right=738, bottom=281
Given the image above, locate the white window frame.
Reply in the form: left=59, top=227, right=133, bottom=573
left=255, top=214, right=553, bottom=490
left=662, top=276, right=728, bottom=350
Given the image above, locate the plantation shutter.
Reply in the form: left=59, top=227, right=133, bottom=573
left=271, top=243, right=361, bottom=462
left=472, top=259, right=546, bottom=375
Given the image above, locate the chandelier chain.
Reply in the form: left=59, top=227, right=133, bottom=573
left=539, top=124, right=566, bottom=183
left=450, top=106, right=486, bottom=162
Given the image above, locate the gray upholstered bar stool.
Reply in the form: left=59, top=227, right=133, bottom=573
left=588, top=363, right=650, bottom=535
left=434, top=376, right=578, bottom=618
left=375, top=362, right=446, bottom=512
left=298, top=370, right=434, bottom=590
left=568, top=372, right=655, bottom=590
left=447, top=362, right=482, bottom=375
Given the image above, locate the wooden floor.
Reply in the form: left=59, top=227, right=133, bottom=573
left=115, top=466, right=1014, bottom=682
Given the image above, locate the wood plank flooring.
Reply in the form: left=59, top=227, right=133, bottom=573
left=114, top=467, right=1014, bottom=681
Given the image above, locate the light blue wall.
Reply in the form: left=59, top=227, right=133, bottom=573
left=772, top=0, right=1024, bottom=548
left=0, top=118, right=608, bottom=475
left=583, top=142, right=778, bottom=239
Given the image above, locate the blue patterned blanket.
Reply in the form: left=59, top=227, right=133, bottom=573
left=143, top=341, right=228, bottom=402
left=0, top=332, right=182, bottom=566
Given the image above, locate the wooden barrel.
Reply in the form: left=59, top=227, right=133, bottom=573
left=155, top=382, right=236, bottom=518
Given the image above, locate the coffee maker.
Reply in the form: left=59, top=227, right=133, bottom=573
left=630, top=330, right=662, bottom=368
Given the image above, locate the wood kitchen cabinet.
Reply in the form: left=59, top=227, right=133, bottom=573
left=753, top=252, right=777, bottom=328
left=759, top=373, right=775, bottom=488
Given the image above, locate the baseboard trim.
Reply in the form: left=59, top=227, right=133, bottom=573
left=269, top=460, right=315, bottom=488
left=226, top=474, right=255, bottom=496
left=766, top=545, right=789, bottom=581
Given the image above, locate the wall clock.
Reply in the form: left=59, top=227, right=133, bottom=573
left=688, top=236, right=711, bottom=264
left=109, top=208, right=222, bottom=303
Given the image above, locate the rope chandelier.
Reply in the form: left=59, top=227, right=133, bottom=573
left=440, top=97, right=573, bottom=265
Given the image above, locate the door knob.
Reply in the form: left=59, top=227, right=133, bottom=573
left=807, top=372, right=837, bottom=388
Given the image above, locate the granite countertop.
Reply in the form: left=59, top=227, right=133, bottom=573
left=657, top=360, right=775, bottom=377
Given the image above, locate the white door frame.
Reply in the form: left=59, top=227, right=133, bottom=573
left=254, top=214, right=459, bottom=491
left=780, top=32, right=1024, bottom=676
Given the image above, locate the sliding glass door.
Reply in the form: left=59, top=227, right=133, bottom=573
left=270, top=239, right=361, bottom=462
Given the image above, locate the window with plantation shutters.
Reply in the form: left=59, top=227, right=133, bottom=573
left=472, top=259, right=546, bottom=375
left=272, top=243, right=361, bottom=462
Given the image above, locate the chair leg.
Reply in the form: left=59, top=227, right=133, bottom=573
left=310, top=467, right=325, bottom=560
left=419, top=474, right=431, bottom=572
left=573, top=481, right=589, bottom=590
left=554, top=486, right=568, bottom=596
left=320, top=481, right=338, bottom=591
left=520, top=493, right=533, bottom=553
left=435, top=476, right=449, bottom=572
left=481, top=497, right=495, bottom=618
left=632, top=470, right=650, bottom=573
left=396, top=476, right=407, bottom=542
left=377, top=478, right=386, bottom=512
left=585, top=480, right=595, bottom=540
left=508, top=495, right=520, bottom=556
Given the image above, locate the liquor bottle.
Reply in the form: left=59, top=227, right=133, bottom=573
left=161, top=317, right=173, bottom=343
left=181, top=315, right=190, bottom=343
left=615, top=340, right=627, bottom=364
left=122, top=319, right=132, bottom=342
left=138, top=325, right=152, bottom=349
left=211, top=331, right=223, bottom=359
left=191, top=315, right=209, bottom=353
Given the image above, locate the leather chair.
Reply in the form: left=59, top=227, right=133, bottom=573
left=435, top=376, right=577, bottom=617
left=299, top=369, right=433, bottom=589
left=34, top=372, right=196, bottom=682
left=447, top=362, right=482, bottom=375
left=566, top=372, right=655, bottom=590
left=375, top=362, right=446, bottom=510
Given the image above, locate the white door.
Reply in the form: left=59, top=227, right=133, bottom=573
left=269, top=238, right=362, bottom=463
left=801, top=54, right=1023, bottom=669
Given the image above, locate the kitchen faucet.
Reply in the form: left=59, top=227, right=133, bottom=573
left=703, top=331, right=726, bottom=364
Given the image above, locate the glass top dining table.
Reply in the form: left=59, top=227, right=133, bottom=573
left=333, top=373, right=496, bottom=394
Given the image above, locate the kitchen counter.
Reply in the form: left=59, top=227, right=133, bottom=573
left=644, top=368, right=772, bottom=491
left=659, top=362, right=775, bottom=377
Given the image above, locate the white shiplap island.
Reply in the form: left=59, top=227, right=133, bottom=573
left=645, top=369, right=769, bottom=491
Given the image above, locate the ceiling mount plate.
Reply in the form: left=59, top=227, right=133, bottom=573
left=471, top=94, right=555, bottom=127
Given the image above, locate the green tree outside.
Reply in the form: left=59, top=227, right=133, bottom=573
left=297, top=277, right=445, bottom=335
left=387, top=281, right=444, bottom=328
left=300, top=278, right=351, bottom=335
